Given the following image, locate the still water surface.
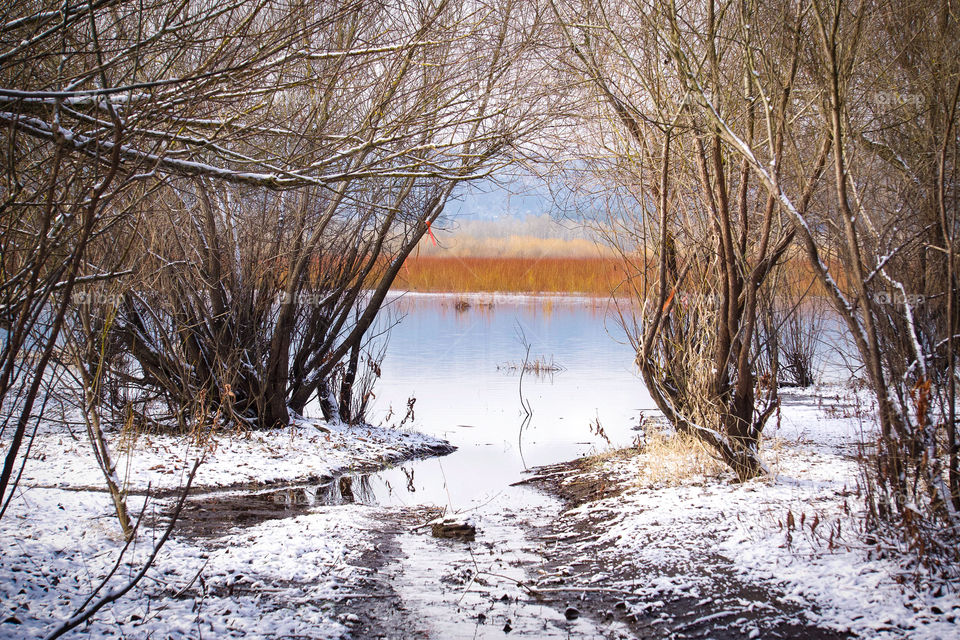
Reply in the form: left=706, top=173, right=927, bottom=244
left=314, top=294, right=654, bottom=510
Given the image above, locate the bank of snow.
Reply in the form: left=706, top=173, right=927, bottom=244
left=535, top=387, right=959, bottom=639
left=18, top=416, right=454, bottom=493
left=1, top=417, right=453, bottom=638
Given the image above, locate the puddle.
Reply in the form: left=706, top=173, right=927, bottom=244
left=338, top=486, right=633, bottom=639
left=170, top=475, right=378, bottom=538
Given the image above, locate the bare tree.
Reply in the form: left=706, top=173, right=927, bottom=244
left=650, top=0, right=959, bottom=557
left=3, top=0, right=552, bottom=633
left=67, top=0, right=551, bottom=431
left=3, top=0, right=550, bottom=504
left=551, top=0, right=829, bottom=479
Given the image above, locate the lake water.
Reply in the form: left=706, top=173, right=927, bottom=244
left=253, top=294, right=850, bottom=637
left=322, top=293, right=654, bottom=511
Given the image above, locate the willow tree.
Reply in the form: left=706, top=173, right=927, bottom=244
left=2, top=0, right=551, bottom=516
left=551, top=0, right=829, bottom=479
left=61, top=0, right=552, bottom=431
left=650, top=0, right=960, bottom=557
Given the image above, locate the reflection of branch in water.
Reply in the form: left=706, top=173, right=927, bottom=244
left=518, top=411, right=532, bottom=471
left=515, top=324, right=534, bottom=418
left=458, top=545, right=541, bottom=608
left=402, top=466, right=416, bottom=493
left=515, top=324, right=534, bottom=470
left=320, top=475, right=375, bottom=504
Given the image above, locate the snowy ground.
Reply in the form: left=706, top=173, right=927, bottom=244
left=2, top=488, right=381, bottom=638
left=527, top=386, right=959, bottom=639
left=3, top=385, right=959, bottom=639
left=0, top=417, right=453, bottom=638
left=18, top=417, right=454, bottom=493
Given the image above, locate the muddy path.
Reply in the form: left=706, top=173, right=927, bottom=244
left=166, top=475, right=608, bottom=637
left=328, top=508, right=421, bottom=639
left=166, top=450, right=853, bottom=639
left=517, top=454, right=851, bottom=640
left=333, top=492, right=622, bottom=639
left=328, top=451, right=854, bottom=639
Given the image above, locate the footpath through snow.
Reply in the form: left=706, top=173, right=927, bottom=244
left=520, top=388, right=960, bottom=639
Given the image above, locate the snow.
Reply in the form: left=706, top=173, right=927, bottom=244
left=545, top=388, right=960, bottom=638
left=17, top=416, right=453, bottom=493
left=1, top=486, right=377, bottom=638
left=1, top=414, right=452, bottom=638
left=3, top=380, right=958, bottom=638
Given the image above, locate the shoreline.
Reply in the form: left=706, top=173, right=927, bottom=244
left=14, top=417, right=455, bottom=495
left=5, top=384, right=959, bottom=638
left=516, top=449, right=849, bottom=639
left=1, top=419, right=457, bottom=638
left=509, top=438, right=960, bottom=639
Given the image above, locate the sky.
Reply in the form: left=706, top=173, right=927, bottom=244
left=446, top=177, right=555, bottom=221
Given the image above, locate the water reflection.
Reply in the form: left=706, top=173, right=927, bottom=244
left=254, top=476, right=379, bottom=508
left=176, top=476, right=379, bottom=537
left=308, top=294, right=655, bottom=510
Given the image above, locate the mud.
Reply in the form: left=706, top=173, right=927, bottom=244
left=331, top=507, right=435, bottom=639
left=333, top=491, right=625, bottom=638
left=521, top=452, right=852, bottom=640
left=164, top=447, right=853, bottom=638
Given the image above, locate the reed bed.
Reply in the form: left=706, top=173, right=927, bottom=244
left=389, top=253, right=829, bottom=299
left=393, top=256, right=625, bottom=294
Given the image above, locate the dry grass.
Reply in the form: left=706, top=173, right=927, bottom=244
left=390, top=252, right=831, bottom=298
left=636, top=428, right=726, bottom=486
left=393, top=256, right=625, bottom=294
left=497, top=355, right=565, bottom=374
left=416, top=235, right=614, bottom=258
left=382, top=252, right=843, bottom=300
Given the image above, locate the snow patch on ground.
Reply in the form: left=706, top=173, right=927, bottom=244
left=4, top=385, right=958, bottom=638
left=18, top=417, right=453, bottom=493
left=1, top=415, right=452, bottom=637
left=550, top=393, right=959, bottom=639
left=1, top=485, right=380, bottom=638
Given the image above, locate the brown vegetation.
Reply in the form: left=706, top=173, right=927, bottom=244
left=393, top=256, right=625, bottom=294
